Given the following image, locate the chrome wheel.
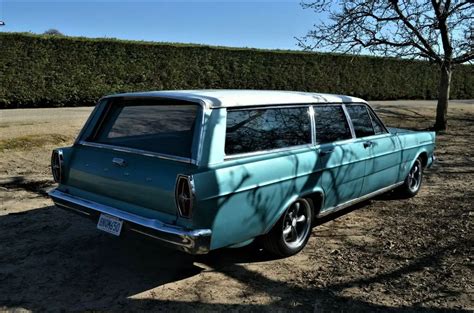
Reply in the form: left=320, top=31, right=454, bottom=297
left=408, top=159, right=422, bottom=193
left=281, top=199, right=312, bottom=249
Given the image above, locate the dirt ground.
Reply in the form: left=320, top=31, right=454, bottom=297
left=0, top=100, right=472, bottom=312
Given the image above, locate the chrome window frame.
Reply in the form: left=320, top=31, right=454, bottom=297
left=222, top=102, right=367, bottom=161
left=75, top=97, right=389, bottom=165
left=223, top=104, right=315, bottom=160
left=309, top=105, right=316, bottom=145
left=364, top=104, right=389, bottom=134
left=73, top=100, right=104, bottom=145
left=77, top=141, right=197, bottom=164
left=343, top=103, right=376, bottom=138
left=77, top=96, right=207, bottom=166
left=312, top=103, right=356, bottom=145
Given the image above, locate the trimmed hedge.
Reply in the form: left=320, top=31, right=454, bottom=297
left=1, top=32, right=472, bottom=108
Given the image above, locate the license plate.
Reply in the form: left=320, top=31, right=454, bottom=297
left=97, top=214, right=123, bottom=236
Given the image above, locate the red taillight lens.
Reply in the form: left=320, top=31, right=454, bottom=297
left=175, top=175, right=194, bottom=218
left=51, top=149, right=63, bottom=183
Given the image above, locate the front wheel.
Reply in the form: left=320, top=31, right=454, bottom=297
left=398, top=157, right=423, bottom=198
left=262, top=198, right=313, bottom=257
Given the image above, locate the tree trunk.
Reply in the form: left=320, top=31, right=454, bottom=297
left=434, top=64, right=452, bottom=131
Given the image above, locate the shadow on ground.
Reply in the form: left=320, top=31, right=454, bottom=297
left=0, top=202, right=470, bottom=312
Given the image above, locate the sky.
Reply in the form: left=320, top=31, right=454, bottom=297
left=0, top=0, right=323, bottom=50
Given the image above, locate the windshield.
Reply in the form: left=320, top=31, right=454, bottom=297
left=89, top=98, right=199, bottom=158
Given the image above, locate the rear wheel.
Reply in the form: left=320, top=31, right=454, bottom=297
left=398, top=157, right=423, bottom=198
left=262, top=198, right=312, bottom=257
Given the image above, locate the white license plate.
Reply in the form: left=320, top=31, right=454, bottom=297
left=97, top=214, right=123, bottom=236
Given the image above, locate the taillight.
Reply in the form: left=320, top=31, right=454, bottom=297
left=51, top=149, right=64, bottom=183
left=175, top=175, right=194, bottom=218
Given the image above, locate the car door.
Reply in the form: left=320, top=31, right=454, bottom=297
left=313, top=105, right=369, bottom=211
left=345, top=104, right=402, bottom=196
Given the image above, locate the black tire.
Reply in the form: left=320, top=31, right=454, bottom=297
left=398, top=157, right=423, bottom=198
left=262, top=198, right=313, bottom=257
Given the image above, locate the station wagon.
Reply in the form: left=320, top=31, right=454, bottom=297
left=49, top=90, right=435, bottom=256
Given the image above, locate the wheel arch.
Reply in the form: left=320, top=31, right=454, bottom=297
left=263, top=187, right=325, bottom=234
left=418, top=151, right=428, bottom=168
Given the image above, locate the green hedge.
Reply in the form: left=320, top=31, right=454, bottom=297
left=1, top=32, right=472, bottom=108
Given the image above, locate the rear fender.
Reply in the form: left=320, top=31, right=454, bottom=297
left=263, top=187, right=325, bottom=234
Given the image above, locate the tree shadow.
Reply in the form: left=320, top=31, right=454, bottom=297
left=1, top=204, right=470, bottom=312
left=0, top=175, right=53, bottom=197
left=0, top=205, right=201, bottom=311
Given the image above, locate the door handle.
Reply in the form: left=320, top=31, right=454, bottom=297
left=112, top=157, right=127, bottom=167
left=319, top=149, right=334, bottom=156
left=363, top=141, right=373, bottom=148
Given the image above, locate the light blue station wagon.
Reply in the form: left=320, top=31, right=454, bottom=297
left=49, top=90, right=435, bottom=256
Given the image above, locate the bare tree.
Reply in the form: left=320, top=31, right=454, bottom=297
left=297, top=0, right=473, bottom=131
left=43, top=29, right=64, bottom=36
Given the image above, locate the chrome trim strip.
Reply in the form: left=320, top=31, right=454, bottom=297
left=78, top=96, right=207, bottom=166
left=227, top=103, right=313, bottom=111
left=317, top=181, right=404, bottom=218
left=57, top=202, right=92, bottom=217
left=420, top=139, right=434, bottom=144
left=128, top=227, right=181, bottom=245
left=341, top=104, right=357, bottom=139
left=74, top=102, right=102, bottom=145
left=224, top=144, right=314, bottom=161
left=78, top=141, right=196, bottom=164
left=49, top=189, right=212, bottom=254
left=309, top=106, right=316, bottom=145
left=195, top=105, right=208, bottom=167
left=222, top=134, right=399, bottom=162
left=365, top=103, right=390, bottom=134
left=216, top=102, right=369, bottom=110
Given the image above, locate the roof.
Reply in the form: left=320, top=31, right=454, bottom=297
left=105, top=90, right=367, bottom=108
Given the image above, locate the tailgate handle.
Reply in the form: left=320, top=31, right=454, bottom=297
left=112, top=158, right=127, bottom=167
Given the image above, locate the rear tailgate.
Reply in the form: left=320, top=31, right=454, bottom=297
left=60, top=97, right=201, bottom=221
left=65, top=145, right=195, bottom=218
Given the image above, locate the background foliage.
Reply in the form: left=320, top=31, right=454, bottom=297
left=1, top=32, right=472, bottom=108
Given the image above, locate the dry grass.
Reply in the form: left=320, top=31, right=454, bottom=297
left=0, top=101, right=473, bottom=312
left=0, top=134, right=72, bottom=152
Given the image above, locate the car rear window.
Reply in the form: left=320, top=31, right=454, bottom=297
left=90, top=98, right=199, bottom=158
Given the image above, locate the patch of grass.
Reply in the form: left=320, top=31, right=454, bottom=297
left=0, top=134, right=72, bottom=152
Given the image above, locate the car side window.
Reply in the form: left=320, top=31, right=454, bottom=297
left=225, top=107, right=311, bottom=155
left=314, top=105, right=352, bottom=144
left=367, top=108, right=386, bottom=134
left=345, top=105, right=375, bottom=138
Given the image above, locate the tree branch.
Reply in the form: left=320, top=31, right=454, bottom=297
left=446, top=0, right=473, bottom=16
left=431, top=0, right=454, bottom=60
left=452, top=52, right=474, bottom=63
left=389, top=0, right=442, bottom=63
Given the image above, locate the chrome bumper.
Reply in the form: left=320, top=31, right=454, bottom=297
left=48, top=189, right=212, bottom=254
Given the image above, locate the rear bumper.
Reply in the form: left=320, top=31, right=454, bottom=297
left=48, top=189, right=212, bottom=254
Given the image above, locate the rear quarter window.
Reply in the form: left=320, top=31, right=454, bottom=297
left=89, top=98, right=199, bottom=158
left=225, top=107, right=312, bottom=155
